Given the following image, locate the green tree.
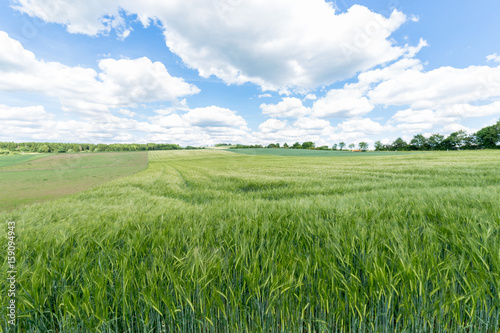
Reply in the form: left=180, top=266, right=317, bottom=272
left=292, top=142, right=302, bottom=149
left=392, top=138, right=408, bottom=151
left=476, top=121, right=500, bottom=148
left=332, top=143, right=338, bottom=150
left=339, top=142, right=346, bottom=150
left=38, top=144, right=50, bottom=153
left=348, top=143, right=355, bottom=150
left=302, top=141, right=315, bottom=149
left=359, top=142, right=368, bottom=151
left=410, top=134, right=427, bottom=150
left=57, top=147, right=66, bottom=153
left=283, top=143, right=289, bottom=148
left=374, top=141, right=383, bottom=151
left=428, top=134, right=444, bottom=150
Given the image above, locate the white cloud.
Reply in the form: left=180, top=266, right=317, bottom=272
left=258, top=93, right=273, bottom=98
left=293, top=117, right=330, bottom=130
left=258, top=119, right=288, bottom=133
left=0, top=32, right=199, bottom=114
left=487, top=53, right=500, bottom=63
left=260, top=97, right=311, bottom=118
left=0, top=104, right=53, bottom=122
left=11, top=1, right=414, bottom=90
left=182, top=106, right=247, bottom=128
left=117, top=109, right=136, bottom=117
left=336, top=118, right=386, bottom=134
left=304, top=94, right=317, bottom=100
left=368, top=64, right=500, bottom=108
left=312, top=88, right=374, bottom=118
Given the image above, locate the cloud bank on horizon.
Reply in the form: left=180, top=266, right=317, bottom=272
left=1, top=0, right=499, bottom=146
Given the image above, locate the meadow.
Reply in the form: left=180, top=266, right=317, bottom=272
left=0, top=152, right=148, bottom=211
left=1, top=149, right=500, bottom=332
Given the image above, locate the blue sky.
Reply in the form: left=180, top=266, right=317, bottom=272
left=0, top=0, right=499, bottom=147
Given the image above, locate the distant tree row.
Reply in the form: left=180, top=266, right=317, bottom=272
left=374, top=121, right=500, bottom=151
left=0, top=142, right=204, bottom=154
left=232, top=120, right=500, bottom=152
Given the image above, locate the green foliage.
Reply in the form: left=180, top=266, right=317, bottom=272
left=358, top=142, right=368, bottom=151
left=38, top=144, right=50, bottom=153
left=2, top=150, right=500, bottom=332
left=339, top=142, right=346, bottom=150
left=301, top=141, right=315, bottom=149
left=392, top=137, right=408, bottom=151
left=476, top=120, right=500, bottom=148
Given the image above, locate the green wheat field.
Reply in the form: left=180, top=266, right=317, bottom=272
left=1, top=150, right=500, bottom=332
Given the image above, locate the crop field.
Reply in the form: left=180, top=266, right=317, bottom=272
left=0, top=154, right=51, bottom=168
left=1, top=150, right=500, bottom=332
left=228, top=148, right=406, bottom=157
left=0, top=152, right=148, bottom=212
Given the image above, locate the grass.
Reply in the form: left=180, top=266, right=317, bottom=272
left=229, top=148, right=411, bottom=157
left=1, top=150, right=500, bottom=332
left=0, top=152, right=148, bottom=212
left=0, top=154, right=51, bottom=168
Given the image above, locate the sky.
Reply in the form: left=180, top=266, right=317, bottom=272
left=0, top=0, right=499, bottom=147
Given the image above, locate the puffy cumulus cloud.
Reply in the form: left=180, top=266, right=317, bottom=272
left=182, top=106, right=247, bottom=128
left=0, top=104, right=53, bottom=122
left=293, top=117, right=330, bottom=130
left=312, top=88, right=374, bottom=118
left=147, top=106, right=253, bottom=145
left=260, top=97, right=310, bottom=118
left=12, top=0, right=414, bottom=90
left=336, top=118, right=386, bottom=134
left=258, top=119, right=288, bottom=133
left=0, top=32, right=199, bottom=114
left=1, top=103, right=254, bottom=146
left=367, top=64, right=500, bottom=109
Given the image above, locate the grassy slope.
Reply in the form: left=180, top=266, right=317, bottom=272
left=1, top=150, right=500, bottom=332
left=0, top=154, right=51, bottom=168
left=0, top=152, right=148, bottom=211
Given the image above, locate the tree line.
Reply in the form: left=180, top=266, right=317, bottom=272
left=375, top=120, right=500, bottom=151
left=232, top=120, right=500, bottom=152
left=0, top=142, right=203, bottom=154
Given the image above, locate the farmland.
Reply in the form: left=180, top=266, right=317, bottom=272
left=0, top=152, right=148, bottom=212
left=1, top=150, right=500, bottom=332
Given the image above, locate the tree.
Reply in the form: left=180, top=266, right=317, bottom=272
left=348, top=143, right=355, bottom=150
left=292, top=142, right=302, bottom=149
left=392, top=138, right=408, bottom=151
left=476, top=121, right=500, bottom=149
left=410, top=134, right=427, bottom=150
left=38, top=144, right=50, bottom=153
left=359, top=142, right=368, bottom=151
left=374, top=141, right=383, bottom=151
left=428, top=134, right=444, bottom=150
left=302, top=141, right=315, bottom=149
left=332, top=144, right=338, bottom=150
left=339, top=142, right=346, bottom=150
left=57, top=147, right=66, bottom=153
left=283, top=143, right=289, bottom=148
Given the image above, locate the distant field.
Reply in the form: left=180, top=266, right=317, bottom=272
left=0, top=152, right=148, bottom=211
left=229, top=148, right=411, bottom=156
left=0, top=153, right=51, bottom=168
left=1, top=150, right=500, bottom=332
